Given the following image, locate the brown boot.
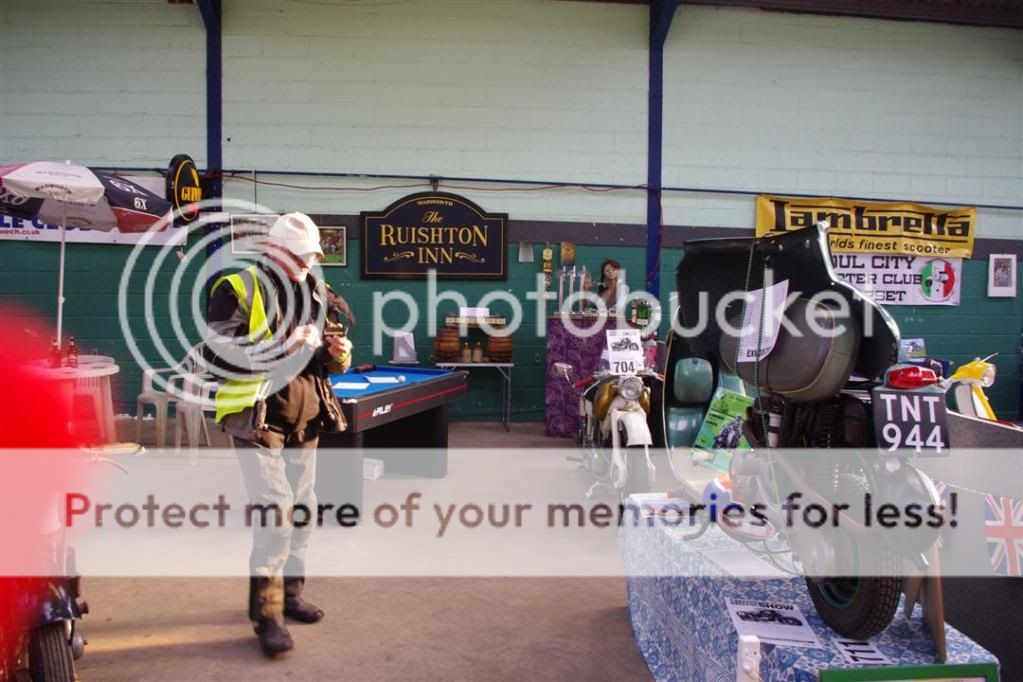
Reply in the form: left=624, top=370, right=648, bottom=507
left=249, top=576, right=293, bottom=657
left=254, top=616, right=293, bottom=658
left=284, top=576, right=324, bottom=624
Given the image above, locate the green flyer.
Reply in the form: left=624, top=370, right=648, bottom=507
left=690, top=388, right=754, bottom=472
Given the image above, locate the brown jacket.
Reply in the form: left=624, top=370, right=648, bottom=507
left=204, top=261, right=350, bottom=443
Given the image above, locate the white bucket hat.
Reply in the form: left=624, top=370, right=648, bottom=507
left=267, top=212, right=323, bottom=259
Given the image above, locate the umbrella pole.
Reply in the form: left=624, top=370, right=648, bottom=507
left=56, top=222, right=66, bottom=347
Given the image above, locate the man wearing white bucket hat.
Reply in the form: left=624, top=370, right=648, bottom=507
left=204, top=212, right=353, bottom=658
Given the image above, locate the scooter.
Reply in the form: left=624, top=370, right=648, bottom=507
left=553, top=361, right=662, bottom=498
left=8, top=450, right=125, bottom=681
left=664, top=222, right=948, bottom=640
left=20, top=561, right=88, bottom=682
left=945, top=353, right=1000, bottom=422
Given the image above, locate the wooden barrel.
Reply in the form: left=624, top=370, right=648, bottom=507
left=486, top=334, right=514, bottom=362
left=433, top=327, right=461, bottom=361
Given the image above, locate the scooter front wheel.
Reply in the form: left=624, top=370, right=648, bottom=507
left=28, top=622, right=74, bottom=682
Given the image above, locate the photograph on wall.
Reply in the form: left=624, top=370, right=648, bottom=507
left=988, top=254, right=1017, bottom=297
left=319, top=226, right=346, bottom=266
left=230, top=213, right=277, bottom=255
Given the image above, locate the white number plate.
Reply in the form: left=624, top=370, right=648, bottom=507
left=871, top=388, right=950, bottom=455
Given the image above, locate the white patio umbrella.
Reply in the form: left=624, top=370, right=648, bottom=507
left=0, top=160, right=172, bottom=344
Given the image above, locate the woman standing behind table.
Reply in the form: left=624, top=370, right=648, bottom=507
left=597, top=259, right=629, bottom=314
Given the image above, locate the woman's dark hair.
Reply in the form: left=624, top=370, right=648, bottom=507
left=599, top=259, right=622, bottom=283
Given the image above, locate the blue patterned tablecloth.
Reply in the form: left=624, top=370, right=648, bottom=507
left=620, top=522, right=999, bottom=681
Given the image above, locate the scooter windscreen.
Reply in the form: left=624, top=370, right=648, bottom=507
left=673, top=224, right=900, bottom=383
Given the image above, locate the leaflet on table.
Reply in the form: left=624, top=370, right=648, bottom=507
left=690, top=388, right=754, bottom=472
left=627, top=492, right=692, bottom=519
left=726, top=597, right=821, bottom=649
left=366, top=376, right=401, bottom=384
left=333, top=381, right=369, bottom=390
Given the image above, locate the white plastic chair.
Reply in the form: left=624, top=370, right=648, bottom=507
left=135, top=367, right=177, bottom=449
left=171, top=345, right=233, bottom=463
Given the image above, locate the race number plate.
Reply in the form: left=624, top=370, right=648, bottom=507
left=871, top=387, right=950, bottom=455
left=605, top=329, right=644, bottom=375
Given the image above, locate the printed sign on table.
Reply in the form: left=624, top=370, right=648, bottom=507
left=726, top=597, right=822, bottom=649
left=834, top=639, right=892, bottom=666
left=831, top=254, right=962, bottom=306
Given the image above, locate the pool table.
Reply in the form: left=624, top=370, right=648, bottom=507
left=315, top=366, right=468, bottom=516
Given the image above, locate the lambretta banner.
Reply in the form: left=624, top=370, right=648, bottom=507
left=756, top=195, right=976, bottom=258
left=831, top=253, right=962, bottom=306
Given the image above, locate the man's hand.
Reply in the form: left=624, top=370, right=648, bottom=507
left=325, top=335, right=352, bottom=363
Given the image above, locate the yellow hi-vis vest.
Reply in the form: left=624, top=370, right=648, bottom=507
left=212, top=266, right=273, bottom=423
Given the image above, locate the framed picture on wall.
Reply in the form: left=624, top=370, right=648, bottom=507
left=987, top=254, right=1017, bottom=297
left=230, top=213, right=277, bottom=255
left=319, top=226, right=346, bottom=266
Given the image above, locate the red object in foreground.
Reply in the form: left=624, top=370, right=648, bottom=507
left=886, top=365, right=941, bottom=390
left=0, top=311, right=86, bottom=678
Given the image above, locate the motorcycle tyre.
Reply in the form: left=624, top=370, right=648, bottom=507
left=805, top=470, right=902, bottom=640
left=624, top=445, right=653, bottom=496
left=28, top=622, right=75, bottom=682
left=806, top=572, right=900, bottom=640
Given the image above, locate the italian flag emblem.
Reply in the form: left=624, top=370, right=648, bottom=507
left=920, top=259, right=956, bottom=301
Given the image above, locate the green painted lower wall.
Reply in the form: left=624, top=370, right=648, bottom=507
left=1, top=242, right=1019, bottom=423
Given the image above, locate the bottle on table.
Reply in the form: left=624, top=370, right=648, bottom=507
left=48, top=337, right=61, bottom=368
left=66, top=337, right=79, bottom=368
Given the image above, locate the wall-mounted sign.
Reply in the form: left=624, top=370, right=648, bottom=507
left=756, top=195, right=976, bottom=259
left=361, top=192, right=507, bottom=279
left=0, top=213, right=185, bottom=246
left=831, top=253, right=962, bottom=306
left=166, top=154, right=202, bottom=223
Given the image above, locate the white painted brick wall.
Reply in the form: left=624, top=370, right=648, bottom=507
left=662, top=6, right=1023, bottom=238
left=2, top=2, right=1018, bottom=234
left=221, top=0, right=650, bottom=221
left=0, top=0, right=207, bottom=167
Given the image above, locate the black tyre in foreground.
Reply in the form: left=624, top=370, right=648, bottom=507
left=28, top=622, right=74, bottom=682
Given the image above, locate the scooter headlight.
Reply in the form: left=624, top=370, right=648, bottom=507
left=982, top=365, right=996, bottom=388
left=619, top=376, right=644, bottom=401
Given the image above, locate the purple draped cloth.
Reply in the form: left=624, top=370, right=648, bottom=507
left=544, top=315, right=611, bottom=438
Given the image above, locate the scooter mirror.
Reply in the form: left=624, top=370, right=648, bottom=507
left=552, top=362, right=574, bottom=379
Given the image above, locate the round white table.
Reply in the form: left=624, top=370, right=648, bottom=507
left=30, top=361, right=120, bottom=444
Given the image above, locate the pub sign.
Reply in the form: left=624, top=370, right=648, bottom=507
left=361, top=192, right=507, bottom=280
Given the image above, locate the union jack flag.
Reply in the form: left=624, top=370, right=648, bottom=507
left=984, top=494, right=1023, bottom=577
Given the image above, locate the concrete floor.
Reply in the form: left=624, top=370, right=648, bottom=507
left=71, top=420, right=654, bottom=681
